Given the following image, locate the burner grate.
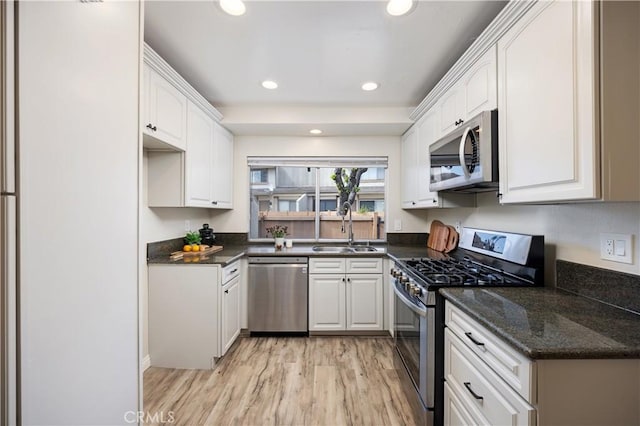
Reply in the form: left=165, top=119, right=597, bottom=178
left=403, top=257, right=529, bottom=287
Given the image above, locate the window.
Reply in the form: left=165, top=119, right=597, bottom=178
left=250, top=168, right=269, bottom=184
left=249, top=157, right=387, bottom=241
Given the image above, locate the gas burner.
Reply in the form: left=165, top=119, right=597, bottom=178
left=399, top=254, right=535, bottom=288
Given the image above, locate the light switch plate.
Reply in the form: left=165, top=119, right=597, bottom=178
left=600, top=233, right=633, bottom=264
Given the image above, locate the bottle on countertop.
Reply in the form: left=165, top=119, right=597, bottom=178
left=199, top=223, right=216, bottom=247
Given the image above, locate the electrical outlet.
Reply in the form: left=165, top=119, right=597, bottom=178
left=184, top=220, right=190, bottom=231
left=394, top=219, right=402, bottom=231
left=455, top=221, right=462, bottom=233
left=600, top=233, right=633, bottom=264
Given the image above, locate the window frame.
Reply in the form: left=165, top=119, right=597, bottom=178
left=248, top=157, right=388, bottom=243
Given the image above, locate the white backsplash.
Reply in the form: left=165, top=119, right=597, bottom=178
left=427, top=193, right=640, bottom=282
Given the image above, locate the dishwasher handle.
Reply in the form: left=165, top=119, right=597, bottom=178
left=248, top=256, right=308, bottom=264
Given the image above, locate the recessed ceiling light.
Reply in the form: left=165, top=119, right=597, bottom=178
left=386, top=0, right=413, bottom=16
left=309, top=129, right=323, bottom=135
left=261, top=80, right=278, bottom=90
left=361, top=82, right=379, bottom=91
left=220, top=0, right=246, bottom=16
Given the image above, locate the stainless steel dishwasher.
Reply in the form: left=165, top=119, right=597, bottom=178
left=248, top=257, right=308, bottom=333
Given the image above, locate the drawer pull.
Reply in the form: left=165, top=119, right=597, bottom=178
left=464, top=332, right=485, bottom=347
left=463, top=382, right=483, bottom=401
left=230, top=269, right=238, bottom=274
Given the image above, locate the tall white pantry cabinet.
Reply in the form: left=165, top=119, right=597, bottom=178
left=16, top=1, right=141, bottom=424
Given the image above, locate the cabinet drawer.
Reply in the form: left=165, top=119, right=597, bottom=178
left=446, top=302, right=535, bottom=403
left=444, top=382, right=487, bottom=426
left=309, top=257, right=345, bottom=274
left=445, top=329, right=536, bottom=426
left=222, top=261, right=240, bottom=284
left=346, top=258, right=382, bottom=274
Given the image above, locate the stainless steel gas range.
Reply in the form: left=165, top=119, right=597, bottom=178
left=391, top=227, right=544, bottom=426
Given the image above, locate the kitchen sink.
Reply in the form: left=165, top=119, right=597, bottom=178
left=311, top=245, right=378, bottom=253
left=350, top=246, right=378, bottom=252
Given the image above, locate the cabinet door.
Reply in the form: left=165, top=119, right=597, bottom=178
left=148, top=265, right=220, bottom=369
left=211, top=122, right=234, bottom=209
left=463, top=45, right=497, bottom=118
left=220, top=275, right=240, bottom=356
left=346, top=274, right=383, bottom=330
left=416, top=109, right=440, bottom=207
left=497, top=0, right=597, bottom=203
left=309, top=274, right=346, bottom=331
left=147, top=68, right=187, bottom=151
left=401, top=127, right=418, bottom=208
left=185, top=100, right=213, bottom=207
left=438, top=82, right=465, bottom=135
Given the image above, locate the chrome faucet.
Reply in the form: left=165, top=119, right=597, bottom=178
left=341, top=201, right=354, bottom=245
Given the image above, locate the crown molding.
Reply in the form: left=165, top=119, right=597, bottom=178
left=143, top=43, right=223, bottom=122
left=409, top=0, right=538, bottom=122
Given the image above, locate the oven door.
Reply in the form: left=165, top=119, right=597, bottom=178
left=393, top=279, right=435, bottom=412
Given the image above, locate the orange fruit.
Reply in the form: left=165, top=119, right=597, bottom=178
left=183, top=245, right=192, bottom=252
left=191, top=244, right=200, bottom=252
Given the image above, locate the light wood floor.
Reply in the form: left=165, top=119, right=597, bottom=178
left=144, top=336, right=417, bottom=426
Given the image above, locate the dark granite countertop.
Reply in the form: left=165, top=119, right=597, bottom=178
left=147, top=245, right=247, bottom=266
left=147, top=241, right=432, bottom=266
left=440, top=287, right=640, bottom=360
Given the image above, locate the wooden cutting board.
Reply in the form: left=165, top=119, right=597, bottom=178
left=427, top=220, right=450, bottom=252
left=170, top=245, right=223, bottom=260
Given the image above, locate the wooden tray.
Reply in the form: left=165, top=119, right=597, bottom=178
left=170, top=245, right=223, bottom=260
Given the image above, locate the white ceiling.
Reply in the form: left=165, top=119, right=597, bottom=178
left=144, top=0, right=507, bottom=135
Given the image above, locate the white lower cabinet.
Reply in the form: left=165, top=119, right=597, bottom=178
left=309, top=257, right=383, bottom=332
left=148, top=262, right=241, bottom=369
left=445, top=301, right=640, bottom=426
left=444, top=328, right=535, bottom=426
left=220, top=270, right=240, bottom=356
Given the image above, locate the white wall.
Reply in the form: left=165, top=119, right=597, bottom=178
left=19, top=2, right=141, bottom=423
left=428, top=193, right=640, bottom=281
left=208, top=135, right=431, bottom=234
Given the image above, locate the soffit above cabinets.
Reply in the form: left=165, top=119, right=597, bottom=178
left=144, top=1, right=506, bottom=136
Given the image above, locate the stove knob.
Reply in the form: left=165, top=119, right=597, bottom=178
left=411, top=286, right=422, bottom=297
left=390, top=269, right=397, bottom=277
left=400, top=275, right=409, bottom=283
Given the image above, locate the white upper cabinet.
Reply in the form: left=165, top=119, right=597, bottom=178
left=463, top=45, right=497, bottom=119
left=143, top=64, right=187, bottom=151
left=144, top=44, right=234, bottom=209
left=497, top=1, right=639, bottom=203
left=185, top=100, right=214, bottom=207
left=211, top=123, right=234, bottom=209
left=401, top=126, right=420, bottom=208
left=402, top=111, right=439, bottom=209
left=438, top=81, right=465, bottom=136
left=437, top=46, right=497, bottom=138
left=401, top=108, right=476, bottom=210
left=497, top=1, right=597, bottom=203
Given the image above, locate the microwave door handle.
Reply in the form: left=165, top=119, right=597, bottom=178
left=458, top=127, right=471, bottom=178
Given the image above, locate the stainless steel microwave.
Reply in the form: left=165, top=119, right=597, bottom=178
left=429, top=109, right=498, bottom=192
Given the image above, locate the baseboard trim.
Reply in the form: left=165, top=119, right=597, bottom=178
left=142, top=354, right=151, bottom=371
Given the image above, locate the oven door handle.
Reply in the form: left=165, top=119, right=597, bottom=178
left=393, top=282, right=427, bottom=317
